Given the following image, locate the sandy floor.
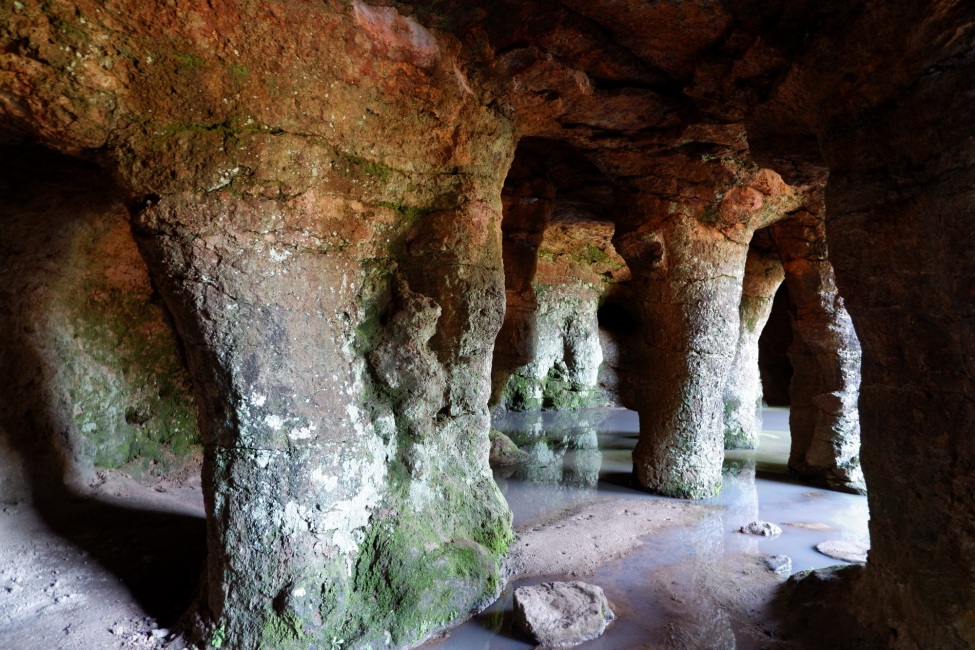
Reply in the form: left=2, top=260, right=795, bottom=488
left=0, top=460, right=206, bottom=650
left=0, top=409, right=867, bottom=650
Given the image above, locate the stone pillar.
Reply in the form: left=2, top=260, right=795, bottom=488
left=822, top=54, right=975, bottom=646
left=135, top=180, right=513, bottom=648
left=490, top=173, right=555, bottom=406
left=0, top=1, right=521, bottom=645
left=723, top=233, right=784, bottom=449
left=614, top=167, right=799, bottom=497
left=772, top=208, right=864, bottom=493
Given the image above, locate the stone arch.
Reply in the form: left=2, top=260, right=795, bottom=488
left=0, top=137, right=206, bottom=621
left=491, top=137, right=631, bottom=412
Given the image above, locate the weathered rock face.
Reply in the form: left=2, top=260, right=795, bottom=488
left=723, top=231, right=784, bottom=449
left=0, top=145, right=198, bottom=503
left=492, top=140, right=629, bottom=412
left=748, top=1, right=975, bottom=646
left=614, top=164, right=800, bottom=498
left=512, top=581, right=614, bottom=648
left=2, top=1, right=516, bottom=646
left=772, top=204, right=864, bottom=494
left=4, top=0, right=975, bottom=647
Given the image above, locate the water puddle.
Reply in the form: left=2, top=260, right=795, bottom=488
left=423, top=407, right=869, bottom=649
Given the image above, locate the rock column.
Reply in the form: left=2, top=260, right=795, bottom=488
left=614, top=167, right=799, bottom=497
left=490, top=172, right=555, bottom=405
left=723, top=234, right=784, bottom=449
left=772, top=208, right=864, bottom=493
left=0, top=1, right=521, bottom=645
left=822, top=53, right=975, bottom=646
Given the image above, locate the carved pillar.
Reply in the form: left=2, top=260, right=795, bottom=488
left=615, top=166, right=799, bottom=498
left=723, top=232, right=784, bottom=449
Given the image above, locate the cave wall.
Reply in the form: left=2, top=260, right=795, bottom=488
left=2, top=0, right=974, bottom=648
left=747, top=1, right=975, bottom=646
left=0, top=146, right=198, bottom=503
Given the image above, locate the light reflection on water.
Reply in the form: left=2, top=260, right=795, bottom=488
left=424, top=407, right=869, bottom=650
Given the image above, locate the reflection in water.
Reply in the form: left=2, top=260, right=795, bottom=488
left=424, top=407, right=869, bottom=649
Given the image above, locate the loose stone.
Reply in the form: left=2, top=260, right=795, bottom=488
left=815, top=540, right=869, bottom=563
left=739, top=520, right=783, bottom=536
left=513, top=581, right=615, bottom=648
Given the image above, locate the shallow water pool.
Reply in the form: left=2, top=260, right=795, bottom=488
left=423, top=407, right=869, bottom=649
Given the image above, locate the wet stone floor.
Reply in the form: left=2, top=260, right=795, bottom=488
left=424, top=407, right=870, bottom=650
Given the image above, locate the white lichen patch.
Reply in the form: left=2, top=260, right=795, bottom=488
left=270, top=248, right=292, bottom=263
left=308, top=402, right=391, bottom=575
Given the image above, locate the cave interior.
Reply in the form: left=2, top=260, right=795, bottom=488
left=0, top=0, right=973, bottom=648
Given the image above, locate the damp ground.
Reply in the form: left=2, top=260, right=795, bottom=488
left=0, top=408, right=869, bottom=649
left=422, top=407, right=870, bottom=649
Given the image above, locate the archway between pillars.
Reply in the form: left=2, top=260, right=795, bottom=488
left=490, top=136, right=633, bottom=414
left=489, top=137, right=866, bottom=499
left=0, top=140, right=206, bottom=626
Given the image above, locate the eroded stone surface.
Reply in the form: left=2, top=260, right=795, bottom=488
left=739, top=521, right=782, bottom=537
left=513, top=581, right=614, bottom=648
left=724, top=232, right=784, bottom=449
left=816, top=541, right=868, bottom=564
left=772, top=200, right=864, bottom=494
left=2, top=0, right=974, bottom=648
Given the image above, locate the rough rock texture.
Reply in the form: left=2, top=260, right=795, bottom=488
left=1, top=2, right=515, bottom=646
left=499, top=284, right=605, bottom=411
left=738, top=521, right=782, bottom=537
left=3, top=0, right=975, bottom=647
left=493, top=141, right=628, bottom=412
left=723, top=231, right=784, bottom=449
left=772, top=203, right=864, bottom=494
left=747, top=1, right=975, bottom=646
left=614, top=165, right=800, bottom=498
left=512, top=581, right=614, bottom=648
left=764, top=555, right=792, bottom=575
left=488, top=429, right=529, bottom=467
left=0, top=146, right=198, bottom=502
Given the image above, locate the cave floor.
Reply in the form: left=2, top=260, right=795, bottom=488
left=424, top=408, right=870, bottom=650
left=0, top=408, right=869, bottom=650
left=0, top=459, right=206, bottom=650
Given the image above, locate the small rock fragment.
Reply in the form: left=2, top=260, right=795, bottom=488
left=764, top=555, right=792, bottom=574
left=815, top=540, right=869, bottom=563
left=513, top=581, right=614, bottom=648
left=489, top=429, right=529, bottom=467
left=739, top=520, right=782, bottom=536
left=783, top=522, right=833, bottom=531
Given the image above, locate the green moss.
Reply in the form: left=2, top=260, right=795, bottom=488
left=379, top=201, right=433, bottom=224
left=260, top=610, right=307, bottom=649
left=208, top=625, right=226, bottom=649
left=576, top=244, right=611, bottom=266
left=659, top=479, right=722, bottom=500
left=50, top=232, right=199, bottom=470
left=229, top=63, right=250, bottom=78
left=340, top=152, right=394, bottom=181
left=175, top=52, right=204, bottom=70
